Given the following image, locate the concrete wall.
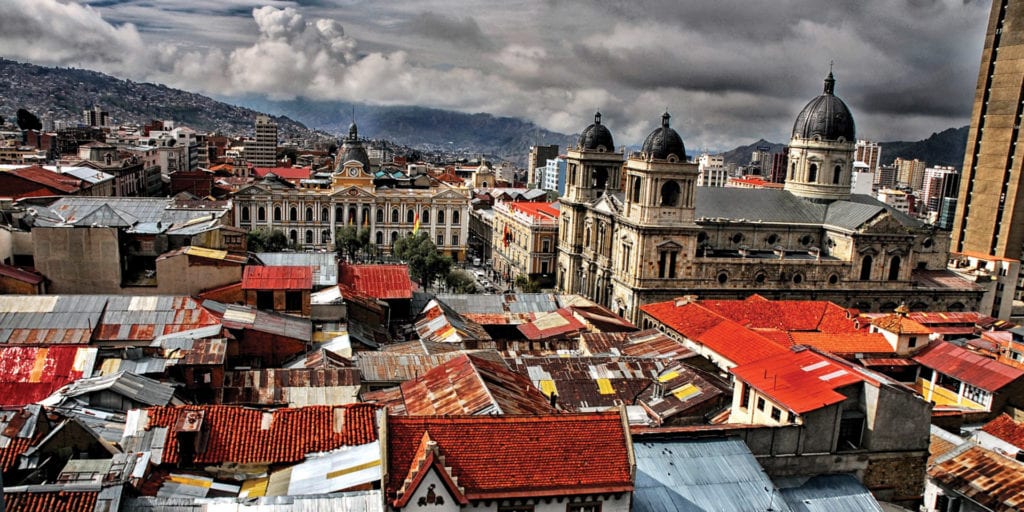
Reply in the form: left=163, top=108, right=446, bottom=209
left=155, top=254, right=242, bottom=296
left=33, top=227, right=122, bottom=294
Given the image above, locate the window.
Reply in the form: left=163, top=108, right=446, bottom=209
left=274, top=206, right=282, bottom=221
left=376, top=231, right=383, bottom=245
left=770, top=407, right=781, bottom=421
left=860, top=255, right=873, bottom=281
left=451, top=234, right=458, bottom=246
left=289, top=207, right=297, bottom=221
left=833, top=164, right=841, bottom=184
left=542, top=239, right=551, bottom=252
left=305, top=207, right=313, bottom=221
left=631, top=177, right=641, bottom=202
left=909, top=336, right=918, bottom=348
left=593, top=167, right=608, bottom=189
left=437, top=234, right=443, bottom=246
left=241, top=206, right=250, bottom=222
left=740, top=383, right=750, bottom=409
left=289, top=229, right=297, bottom=243
left=837, top=411, right=865, bottom=450
left=756, top=397, right=765, bottom=411
left=349, top=207, right=357, bottom=225
left=376, top=208, right=384, bottom=223
left=321, top=208, right=329, bottom=222
left=808, top=163, right=817, bottom=182
left=437, top=210, right=445, bottom=224
left=321, top=229, right=330, bottom=242
left=658, top=251, right=678, bottom=278
left=256, top=291, right=274, bottom=310
left=305, top=230, right=313, bottom=244
left=621, top=244, right=631, bottom=271
left=789, top=163, right=795, bottom=180
left=391, top=231, right=398, bottom=244
left=422, top=210, right=430, bottom=224
left=452, top=210, right=461, bottom=225
left=888, top=255, right=901, bottom=281
left=391, top=209, right=399, bottom=223
left=257, top=206, right=266, bottom=221
left=567, top=504, right=601, bottom=512
left=660, top=180, right=680, bottom=206
left=285, top=291, right=302, bottom=311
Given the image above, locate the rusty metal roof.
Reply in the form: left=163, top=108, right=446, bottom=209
left=339, top=264, right=413, bottom=300
left=202, top=300, right=311, bottom=342
left=353, top=352, right=467, bottom=383
left=506, top=355, right=665, bottom=411
left=914, top=340, right=1024, bottom=392
left=414, top=298, right=491, bottom=344
left=399, top=353, right=554, bottom=416
left=219, top=368, right=361, bottom=407
left=929, top=445, right=1024, bottom=511
left=95, top=296, right=222, bottom=343
left=242, top=265, right=313, bottom=291
left=0, top=295, right=106, bottom=345
left=0, top=346, right=97, bottom=406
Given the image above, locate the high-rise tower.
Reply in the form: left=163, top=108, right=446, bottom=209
left=247, top=115, right=278, bottom=168
left=951, top=0, right=1024, bottom=317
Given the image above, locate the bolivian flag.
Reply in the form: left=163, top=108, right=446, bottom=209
left=413, top=212, right=421, bottom=234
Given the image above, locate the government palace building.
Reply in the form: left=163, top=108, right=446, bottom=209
left=557, top=73, right=983, bottom=323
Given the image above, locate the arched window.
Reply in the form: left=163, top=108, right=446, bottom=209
left=790, top=163, right=796, bottom=180
left=391, top=209, right=399, bottom=223
left=631, top=177, right=641, bottom=202
left=336, top=207, right=344, bottom=223
left=452, top=210, right=461, bottom=225
left=376, top=231, right=383, bottom=245
left=391, top=231, right=398, bottom=244
left=833, top=164, right=841, bottom=184
left=241, top=206, right=250, bottom=222
left=585, top=227, right=591, bottom=248
left=660, top=181, right=680, bottom=207
left=808, top=163, right=817, bottom=182
left=305, top=207, right=313, bottom=221
left=274, top=206, right=282, bottom=221
left=321, top=208, right=329, bottom=222
left=593, top=167, right=608, bottom=189
left=362, top=208, right=370, bottom=225
left=289, top=229, right=297, bottom=242
left=348, top=207, right=357, bottom=225
left=376, top=208, right=384, bottom=223
left=437, top=210, right=445, bottom=224
left=888, top=256, right=901, bottom=281
left=407, top=209, right=415, bottom=223
left=860, top=255, right=873, bottom=281
left=289, top=207, right=297, bottom=221
left=305, top=230, right=313, bottom=244
left=257, top=206, right=266, bottom=221
left=422, top=210, right=430, bottom=224
left=321, top=229, right=330, bottom=242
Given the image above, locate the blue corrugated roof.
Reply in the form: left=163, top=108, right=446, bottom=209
left=778, top=474, right=883, bottom=512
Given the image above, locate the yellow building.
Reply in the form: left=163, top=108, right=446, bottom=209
left=492, top=201, right=560, bottom=286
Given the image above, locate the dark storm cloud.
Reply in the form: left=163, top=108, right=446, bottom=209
left=404, top=13, right=494, bottom=51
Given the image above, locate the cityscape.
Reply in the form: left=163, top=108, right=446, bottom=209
left=0, top=1, right=1021, bottom=511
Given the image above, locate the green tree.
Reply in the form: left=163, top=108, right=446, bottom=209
left=393, top=232, right=452, bottom=290
left=336, top=226, right=371, bottom=261
left=514, top=274, right=541, bottom=293
left=446, top=269, right=478, bottom=294
left=16, top=108, right=41, bottom=131
left=247, top=229, right=290, bottom=252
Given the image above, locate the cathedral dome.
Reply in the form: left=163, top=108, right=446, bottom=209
left=641, top=112, right=685, bottom=161
left=578, top=112, right=615, bottom=151
left=792, top=72, right=856, bottom=142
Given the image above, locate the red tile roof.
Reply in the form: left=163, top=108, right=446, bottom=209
left=9, top=166, right=84, bottom=194
left=253, top=166, right=312, bottom=180
left=4, top=490, right=98, bottom=512
left=387, top=412, right=632, bottom=502
left=872, top=314, right=931, bottom=335
left=788, top=332, right=894, bottom=354
left=339, top=264, right=413, bottom=300
left=400, top=354, right=554, bottom=416
left=140, top=403, right=379, bottom=465
left=0, top=347, right=95, bottom=406
left=508, top=201, right=560, bottom=220
left=700, top=296, right=860, bottom=333
left=981, top=414, right=1024, bottom=451
left=928, top=445, right=1024, bottom=511
left=731, top=348, right=870, bottom=414
left=695, top=320, right=789, bottom=365
left=242, top=265, right=313, bottom=290
left=913, top=341, right=1024, bottom=392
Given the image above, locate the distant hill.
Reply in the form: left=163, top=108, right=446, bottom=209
left=0, top=58, right=318, bottom=139
left=231, top=97, right=577, bottom=160
left=719, top=127, right=969, bottom=170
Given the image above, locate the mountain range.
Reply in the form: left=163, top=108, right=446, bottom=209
left=0, top=58, right=968, bottom=168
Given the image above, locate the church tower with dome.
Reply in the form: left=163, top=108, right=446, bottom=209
left=784, top=72, right=857, bottom=203
left=332, top=121, right=373, bottom=188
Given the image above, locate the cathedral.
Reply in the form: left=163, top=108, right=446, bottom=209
left=557, top=73, right=982, bottom=323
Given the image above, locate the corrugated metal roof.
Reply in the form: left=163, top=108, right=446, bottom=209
left=414, top=299, right=491, bottom=344
left=257, top=252, right=338, bottom=287
left=242, top=266, right=313, bottom=290
left=42, top=371, right=175, bottom=407
left=731, top=348, right=870, bottom=414
left=633, top=437, right=790, bottom=512
left=0, top=346, right=97, bottom=406
left=32, top=197, right=228, bottom=228
left=122, top=490, right=383, bottom=511
left=339, top=264, right=413, bottom=300
left=914, top=340, right=1024, bottom=392
left=928, top=444, right=1024, bottom=510
left=778, top=474, right=883, bottom=512
left=220, top=368, right=361, bottom=407
left=204, top=301, right=311, bottom=342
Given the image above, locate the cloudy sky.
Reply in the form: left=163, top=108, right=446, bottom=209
left=1, top=0, right=990, bottom=148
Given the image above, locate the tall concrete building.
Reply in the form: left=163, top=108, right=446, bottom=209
left=952, top=0, right=1024, bottom=317
left=247, top=115, right=278, bottom=168
left=855, top=139, right=882, bottom=176
left=527, top=144, right=559, bottom=188
left=83, top=106, right=109, bottom=128
left=894, top=157, right=926, bottom=191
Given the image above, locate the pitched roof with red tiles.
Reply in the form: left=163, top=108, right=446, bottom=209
left=339, top=264, right=413, bottom=300
left=788, top=332, right=894, bottom=354
left=242, top=265, right=313, bottom=290
left=0, top=346, right=96, bottom=406
left=387, top=412, right=632, bottom=503
left=399, top=353, right=555, bottom=416
left=871, top=314, right=931, bottom=335
left=731, top=348, right=871, bottom=414
left=4, top=490, right=99, bottom=512
left=253, top=166, right=312, bottom=180
left=700, top=296, right=860, bottom=333
left=981, top=414, right=1024, bottom=451
left=135, top=403, right=379, bottom=465
left=928, top=445, right=1024, bottom=511
left=913, top=340, right=1024, bottom=392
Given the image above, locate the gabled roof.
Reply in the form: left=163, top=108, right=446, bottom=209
left=339, top=264, right=413, bottom=300
left=387, top=412, right=632, bottom=502
left=123, top=403, right=380, bottom=465
left=731, top=348, right=870, bottom=414
left=981, top=414, right=1024, bottom=451
left=694, top=188, right=924, bottom=230
left=872, top=313, right=931, bottom=335
left=788, top=332, right=893, bottom=354
left=3, top=488, right=100, bottom=512
left=699, top=296, right=860, bottom=333
left=913, top=340, right=1024, bottom=392
left=399, top=354, right=554, bottom=416
left=929, top=445, right=1024, bottom=511
left=8, top=165, right=84, bottom=194
left=256, top=252, right=338, bottom=287
left=29, top=197, right=229, bottom=228
left=242, top=265, right=313, bottom=290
